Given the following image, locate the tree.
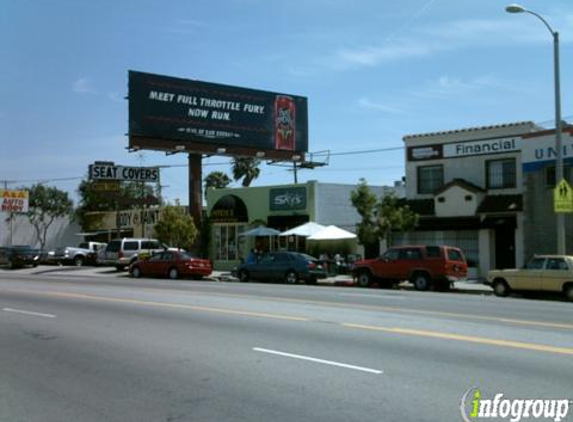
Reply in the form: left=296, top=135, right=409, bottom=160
left=350, top=179, right=379, bottom=247
left=375, top=193, right=419, bottom=246
left=231, top=157, right=261, bottom=187
left=204, top=171, right=231, bottom=198
left=350, top=179, right=418, bottom=257
left=26, top=184, right=74, bottom=251
left=153, top=201, right=198, bottom=251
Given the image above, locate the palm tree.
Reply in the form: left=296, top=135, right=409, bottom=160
left=203, top=171, right=231, bottom=198
left=231, top=157, right=261, bottom=187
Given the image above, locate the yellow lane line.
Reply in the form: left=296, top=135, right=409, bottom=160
left=343, top=323, right=573, bottom=356
left=3, top=288, right=572, bottom=356
left=140, top=287, right=573, bottom=331
left=3, top=290, right=309, bottom=322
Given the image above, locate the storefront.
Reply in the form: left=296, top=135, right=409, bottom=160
left=206, top=181, right=403, bottom=270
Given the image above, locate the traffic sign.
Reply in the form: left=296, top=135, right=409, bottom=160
left=554, top=179, right=573, bottom=213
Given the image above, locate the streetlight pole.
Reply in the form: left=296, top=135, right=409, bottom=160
left=506, top=4, right=565, bottom=254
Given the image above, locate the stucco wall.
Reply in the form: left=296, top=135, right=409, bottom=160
left=0, top=212, right=80, bottom=250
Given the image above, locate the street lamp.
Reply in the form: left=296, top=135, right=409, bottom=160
left=506, top=4, right=565, bottom=254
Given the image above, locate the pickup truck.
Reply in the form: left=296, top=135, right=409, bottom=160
left=53, top=241, right=107, bottom=266
left=351, top=244, right=468, bottom=291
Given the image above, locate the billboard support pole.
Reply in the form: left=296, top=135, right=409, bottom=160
left=188, top=152, right=203, bottom=233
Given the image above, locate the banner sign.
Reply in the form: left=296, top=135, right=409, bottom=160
left=408, top=137, right=519, bottom=162
left=442, top=137, right=519, bottom=158
left=522, top=132, right=573, bottom=172
left=269, top=187, right=307, bottom=211
left=0, top=189, right=29, bottom=213
left=89, top=163, right=160, bottom=183
left=128, top=71, right=308, bottom=153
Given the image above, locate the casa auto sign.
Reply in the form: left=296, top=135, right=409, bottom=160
left=89, top=163, right=160, bottom=183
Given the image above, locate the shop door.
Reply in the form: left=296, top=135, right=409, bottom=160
left=495, top=226, right=515, bottom=269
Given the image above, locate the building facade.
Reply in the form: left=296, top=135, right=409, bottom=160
left=206, top=181, right=403, bottom=270
left=401, top=121, right=540, bottom=279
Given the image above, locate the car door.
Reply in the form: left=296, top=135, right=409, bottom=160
left=249, top=253, right=276, bottom=281
left=375, top=248, right=401, bottom=279
left=511, top=257, right=545, bottom=291
left=144, top=252, right=169, bottom=276
left=541, top=257, right=571, bottom=293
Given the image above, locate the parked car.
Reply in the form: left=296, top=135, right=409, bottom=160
left=232, top=251, right=327, bottom=284
left=101, top=238, right=175, bottom=271
left=487, top=255, right=573, bottom=301
left=53, top=241, right=106, bottom=266
left=129, top=250, right=212, bottom=280
left=0, top=245, right=40, bottom=269
left=351, top=245, right=468, bottom=290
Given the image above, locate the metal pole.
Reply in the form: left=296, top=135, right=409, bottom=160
left=553, top=31, right=565, bottom=254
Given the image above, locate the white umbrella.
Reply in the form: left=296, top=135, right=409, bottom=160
left=307, top=225, right=357, bottom=240
left=279, top=222, right=326, bottom=237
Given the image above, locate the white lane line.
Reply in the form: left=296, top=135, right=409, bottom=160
left=3, top=308, right=56, bottom=318
left=253, top=347, right=383, bottom=374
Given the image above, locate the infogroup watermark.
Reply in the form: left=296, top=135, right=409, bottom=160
left=460, top=388, right=571, bottom=422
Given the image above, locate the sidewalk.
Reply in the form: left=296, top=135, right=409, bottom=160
left=210, top=271, right=493, bottom=293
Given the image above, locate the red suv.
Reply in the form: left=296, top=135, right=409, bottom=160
left=351, top=245, right=468, bottom=291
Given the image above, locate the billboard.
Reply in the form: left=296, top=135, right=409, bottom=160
left=128, top=71, right=308, bottom=157
left=1, top=189, right=29, bottom=213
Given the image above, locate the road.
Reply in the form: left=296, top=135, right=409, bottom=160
left=1, top=268, right=572, bottom=422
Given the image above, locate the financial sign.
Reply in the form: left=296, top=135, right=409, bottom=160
left=128, top=71, right=308, bottom=154
left=89, top=163, right=160, bottom=183
left=0, top=189, right=29, bottom=213
left=269, top=187, right=307, bottom=211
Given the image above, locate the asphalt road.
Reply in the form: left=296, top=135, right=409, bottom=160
left=1, top=268, right=572, bottom=422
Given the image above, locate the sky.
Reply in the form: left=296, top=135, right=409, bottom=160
left=1, top=0, right=572, bottom=205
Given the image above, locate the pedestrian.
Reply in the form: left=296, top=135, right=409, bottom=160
left=247, top=248, right=258, bottom=264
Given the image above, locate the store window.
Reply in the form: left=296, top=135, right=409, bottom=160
left=417, top=165, right=444, bottom=194
left=545, top=165, right=573, bottom=187
left=214, top=224, right=247, bottom=261
left=486, top=158, right=516, bottom=189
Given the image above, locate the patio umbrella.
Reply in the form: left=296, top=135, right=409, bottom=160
left=240, top=226, right=281, bottom=237
left=307, top=225, right=357, bottom=240
left=279, top=222, right=326, bottom=237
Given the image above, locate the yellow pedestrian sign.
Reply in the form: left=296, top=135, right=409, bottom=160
left=554, top=179, right=573, bottom=213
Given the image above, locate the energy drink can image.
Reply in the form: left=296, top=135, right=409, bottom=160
left=274, top=95, right=296, bottom=150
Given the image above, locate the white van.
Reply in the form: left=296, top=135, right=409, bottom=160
left=102, top=238, right=168, bottom=271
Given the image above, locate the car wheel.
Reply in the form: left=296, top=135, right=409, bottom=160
left=563, top=284, right=573, bottom=302
left=493, top=279, right=510, bottom=297
left=132, top=266, right=142, bottom=278
left=191, top=275, right=203, bottom=281
left=115, top=265, right=125, bottom=271
left=168, top=267, right=179, bottom=280
left=356, top=271, right=372, bottom=288
left=285, top=270, right=298, bottom=284
left=238, top=270, right=250, bottom=283
left=412, top=273, right=431, bottom=291
left=74, top=256, right=84, bottom=267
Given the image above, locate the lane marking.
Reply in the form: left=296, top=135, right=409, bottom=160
left=343, top=323, right=573, bottom=356
left=2, top=290, right=309, bottom=322
left=3, top=308, right=56, bottom=318
left=2, top=289, right=572, bottom=357
left=6, top=281, right=570, bottom=331
left=253, top=347, right=383, bottom=374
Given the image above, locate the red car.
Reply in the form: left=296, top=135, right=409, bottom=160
left=129, top=250, right=212, bottom=280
